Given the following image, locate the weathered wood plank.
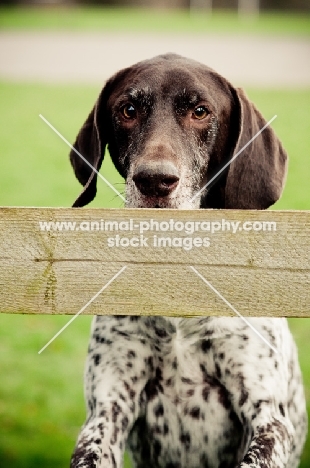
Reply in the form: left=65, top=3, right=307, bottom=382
left=0, top=207, right=309, bottom=317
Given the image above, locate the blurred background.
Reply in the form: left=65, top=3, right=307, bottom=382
left=0, top=1, right=309, bottom=467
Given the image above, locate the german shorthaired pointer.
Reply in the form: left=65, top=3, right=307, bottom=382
left=69, top=54, right=307, bottom=468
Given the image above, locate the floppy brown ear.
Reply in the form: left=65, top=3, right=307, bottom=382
left=70, top=88, right=109, bottom=208
left=224, top=88, right=288, bottom=209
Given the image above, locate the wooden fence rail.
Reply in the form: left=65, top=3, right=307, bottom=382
left=0, top=208, right=309, bottom=318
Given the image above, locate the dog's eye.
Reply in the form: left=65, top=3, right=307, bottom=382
left=193, top=106, right=209, bottom=120
left=121, top=104, right=137, bottom=120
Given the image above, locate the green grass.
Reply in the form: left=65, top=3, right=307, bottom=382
left=0, top=82, right=124, bottom=209
left=0, top=81, right=309, bottom=467
left=0, top=6, right=309, bottom=36
left=0, top=313, right=91, bottom=467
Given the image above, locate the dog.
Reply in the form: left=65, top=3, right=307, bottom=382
left=69, top=54, right=307, bottom=468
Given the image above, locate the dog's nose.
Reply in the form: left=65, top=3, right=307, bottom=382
left=133, top=161, right=180, bottom=197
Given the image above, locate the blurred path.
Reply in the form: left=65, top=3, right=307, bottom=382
left=1, top=31, right=310, bottom=87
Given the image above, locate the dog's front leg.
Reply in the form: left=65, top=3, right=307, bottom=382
left=206, top=318, right=297, bottom=468
left=238, top=415, right=294, bottom=468
left=70, top=316, right=152, bottom=468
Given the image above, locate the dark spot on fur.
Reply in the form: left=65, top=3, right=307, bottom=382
left=251, top=431, right=276, bottom=461
left=145, top=379, right=158, bottom=400
left=111, top=328, right=129, bottom=338
left=181, top=377, right=194, bottom=384
left=111, top=450, right=116, bottom=468
left=153, top=439, right=162, bottom=456
left=70, top=444, right=99, bottom=468
left=93, top=354, right=101, bottom=366
left=189, top=406, right=200, bottom=419
left=218, top=386, right=231, bottom=409
left=243, top=454, right=255, bottom=464
left=155, top=327, right=167, bottom=338
left=239, top=388, right=249, bottom=407
left=180, top=432, right=191, bottom=448
left=111, top=426, right=119, bottom=445
left=124, top=380, right=136, bottom=399
left=130, top=316, right=139, bottom=321
left=118, top=392, right=126, bottom=402
left=215, top=362, right=222, bottom=379
left=236, top=372, right=249, bottom=407
left=254, top=399, right=270, bottom=411
left=202, top=386, right=210, bottom=402
left=145, top=356, right=154, bottom=371
left=201, top=339, right=212, bottom=353
left=155, top=367, right=163, bottom=381
left=112, top=401, right=122, bottom=423
left=122, top=416, right=129, bottom=432
left=154, top=403, right=164, bottom=417
left=200, top=453, right=210, bottom=466
left=240, top=410, right=246, bottom=423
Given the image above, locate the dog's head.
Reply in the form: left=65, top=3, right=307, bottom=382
left=70, top=54, right=287, bottom=209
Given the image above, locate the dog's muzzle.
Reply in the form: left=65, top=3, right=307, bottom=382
left=133, top=160, right=180, bottom=198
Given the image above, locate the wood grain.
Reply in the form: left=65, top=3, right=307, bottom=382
left=0, top=207, right=309, bottom=317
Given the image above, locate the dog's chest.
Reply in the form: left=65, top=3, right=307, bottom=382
left=127, top=317, right=245, bottom=468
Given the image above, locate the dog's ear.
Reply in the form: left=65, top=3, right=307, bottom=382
left=224, top=88, right=288, bottom=209
left=70, top=78, right=116, bottom=208
left=70, top=107, right=101, bottom=207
